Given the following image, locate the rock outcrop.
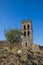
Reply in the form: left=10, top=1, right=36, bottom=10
left=0, top=45, right=43, bottom=65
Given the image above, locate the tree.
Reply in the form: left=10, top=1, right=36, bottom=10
left=4, top=29, right=21, bottom=50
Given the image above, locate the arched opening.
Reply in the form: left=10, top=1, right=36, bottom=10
left=25, top=42, right=27, bottom=47
left=24, top=31, right=26, bottom=37
left=24, top=25, right=26, bottom=30
left=27, top=24, right=29, bottom=29
left=27, top=31, right=30, bottom=36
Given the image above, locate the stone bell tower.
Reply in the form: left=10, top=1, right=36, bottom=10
left=22, top=20, right=33, bottom=48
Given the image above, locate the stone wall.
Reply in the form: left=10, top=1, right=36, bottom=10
left=0, top=41, right=43, bottom=52
left=0, top=41, right=22, bottom=50
left=32, top=44, right=40, bottom=52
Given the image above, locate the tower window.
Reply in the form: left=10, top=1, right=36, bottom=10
left=27, top=24, right=29, bottom=29
left=24, top=25, right=26, bottom=30
left=25, top=42, right=27, bottom=47
left=24, top=31, right=26, bottom=36
left=27, top=31, right=30, bottom=36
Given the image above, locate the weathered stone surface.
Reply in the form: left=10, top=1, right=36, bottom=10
left=32, top=44, right=40, bottom=52
left=22, top=20, right=33, bottom=48
left=0, top=46, right=43, bottom=65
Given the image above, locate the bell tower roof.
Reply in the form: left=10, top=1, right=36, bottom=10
left=22, top=19, right=32, bottom=24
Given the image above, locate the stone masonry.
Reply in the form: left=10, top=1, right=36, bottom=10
left=22, top=20, right=33, bottom=48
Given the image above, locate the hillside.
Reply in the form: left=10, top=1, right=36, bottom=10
left=0, top=44, right=43, bottom=65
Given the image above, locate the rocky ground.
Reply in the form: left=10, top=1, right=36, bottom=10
left=0, top=47, right=43, bottom=65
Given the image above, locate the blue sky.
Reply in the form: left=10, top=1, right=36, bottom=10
left=0, top=0, right=43, bottom=46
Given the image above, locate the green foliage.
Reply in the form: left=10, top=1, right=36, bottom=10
left=4, top=29, right=22, bottom=50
